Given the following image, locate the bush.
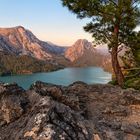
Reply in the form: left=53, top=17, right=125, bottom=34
left=108, top=80, right=117, bottom=85
left=124, top=78, right=140, bottom=90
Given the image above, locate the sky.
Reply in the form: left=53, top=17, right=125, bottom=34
left=0, top=0, right=139, bottom=46
left=0, top=0, right=93, bottom=46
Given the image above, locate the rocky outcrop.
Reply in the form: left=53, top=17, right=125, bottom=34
left=0, top=83, right=27, bottom=125
left=0, top=82, right=92, bottom=140
left=0, top=81, right=140, bottom=140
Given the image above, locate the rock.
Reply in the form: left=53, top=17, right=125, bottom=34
left=93, top=134, right=101, bottom=140
left=64, top=39, right=112, bottom=70
left=30, top=81, right=80, bottom=111
left=65, top=39, right=95, bottom=62
left=0, top=83, right=28, bottom=125
left=0, top=26, right=65, bottom=60
left=0, top=82, right=92, bottom=140
left=0, top=81, right=140, bottom=140
left=22, top=96, right=92, bottom=140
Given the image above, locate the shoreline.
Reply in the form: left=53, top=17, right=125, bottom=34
left=0, top=65, right=112, bottom=77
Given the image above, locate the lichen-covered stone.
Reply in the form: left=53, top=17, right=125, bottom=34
left=0, top=81, right=140, bottom=140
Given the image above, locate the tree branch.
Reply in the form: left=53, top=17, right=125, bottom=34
left=93, top=3, right=115, bottom=18
left=108, top=0, right=118, bottom=8
left=117, top=45, right=124, bottom=53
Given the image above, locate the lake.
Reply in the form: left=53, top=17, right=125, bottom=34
left=0, top=67, right=112, bottom=89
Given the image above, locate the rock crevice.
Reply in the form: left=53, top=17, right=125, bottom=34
left=0, top=81, right=140, bottom=140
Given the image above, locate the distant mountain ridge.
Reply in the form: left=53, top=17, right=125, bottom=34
left=0, top=26, right=65, bottom=60
left=0, top=26, right=112, bottom=73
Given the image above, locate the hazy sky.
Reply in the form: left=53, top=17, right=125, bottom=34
left=0, top=0, right=139, bottom=46
left=0, top=0, right=93, bottom=46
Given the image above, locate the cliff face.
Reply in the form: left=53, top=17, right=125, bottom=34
left=0, top=81, right=140, bottom=140
left=65, top=39, right=112, bottom=70
left=0, top=26, right=65, bottom=60
left=65, top=39, right=96, bottom=62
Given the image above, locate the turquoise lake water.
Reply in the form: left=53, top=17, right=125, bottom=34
left=0, top=67, right=112, bottom=89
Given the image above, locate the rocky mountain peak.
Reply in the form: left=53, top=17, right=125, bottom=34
left=65, top=39, right=95, bottom=62
left=0, top=26, right=25, bottom=35
left=73, top=39, right=92, bottom=49
left=0, top=26, right=65, bottom=60
left=15, top=25, right=25, bottom=30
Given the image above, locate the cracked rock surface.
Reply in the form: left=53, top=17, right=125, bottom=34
left=0, top=81, right=140, bottom=140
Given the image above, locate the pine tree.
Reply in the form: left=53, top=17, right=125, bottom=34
left=128, top=31, right=140, bottom=66
left=61, top=0, right=140, bottom=86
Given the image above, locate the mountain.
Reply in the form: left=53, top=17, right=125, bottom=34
left=0, top=26, right=113, bottom=74
left=64, top=39, right=112, bottom=70
left=0, top=26, right=65, bottom=60
left=65, top=39, right=96, bottom=62
left=0, top=26, right=67, bottom=75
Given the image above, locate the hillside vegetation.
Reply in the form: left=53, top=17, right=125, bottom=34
left=0, top=52, right=62, bottom=76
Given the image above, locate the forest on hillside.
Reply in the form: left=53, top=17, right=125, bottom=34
left=0, top=52, right=62, bottom=76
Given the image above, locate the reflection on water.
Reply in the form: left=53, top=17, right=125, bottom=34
left=0, top=67, right=112, bottom=89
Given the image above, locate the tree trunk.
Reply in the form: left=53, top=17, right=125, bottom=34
left=111, top=46, right=124, bottom=86
left=110, top=20, right=124, bottom=87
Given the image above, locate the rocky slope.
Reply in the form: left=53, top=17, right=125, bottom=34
left=65, top=39, right=112, bottom=70
left=0, top=81, right=140, bottom=140
left=65, top=39, right=96, bottom=62
left=0, top=26, right=65, bottom=60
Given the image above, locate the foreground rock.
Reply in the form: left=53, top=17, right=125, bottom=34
left=0, top=82, right=92, bottom=140
left=0, top=81, right=140, bottom=140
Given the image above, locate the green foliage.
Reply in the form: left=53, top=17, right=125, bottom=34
left=119, top=31, right=139, bottom=67
left=121, top=31, right=140, bottom=90
left=61, top=0, right=140, bottom=45
left=0, top=52, right=61, bottom=76
left=128, top=31, right=140, bottom=66
left=109, top=77, right=140, bottom=90
left=124, top=78, right=140, bottom=90
left=108, top=80, right=118, bottom=85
